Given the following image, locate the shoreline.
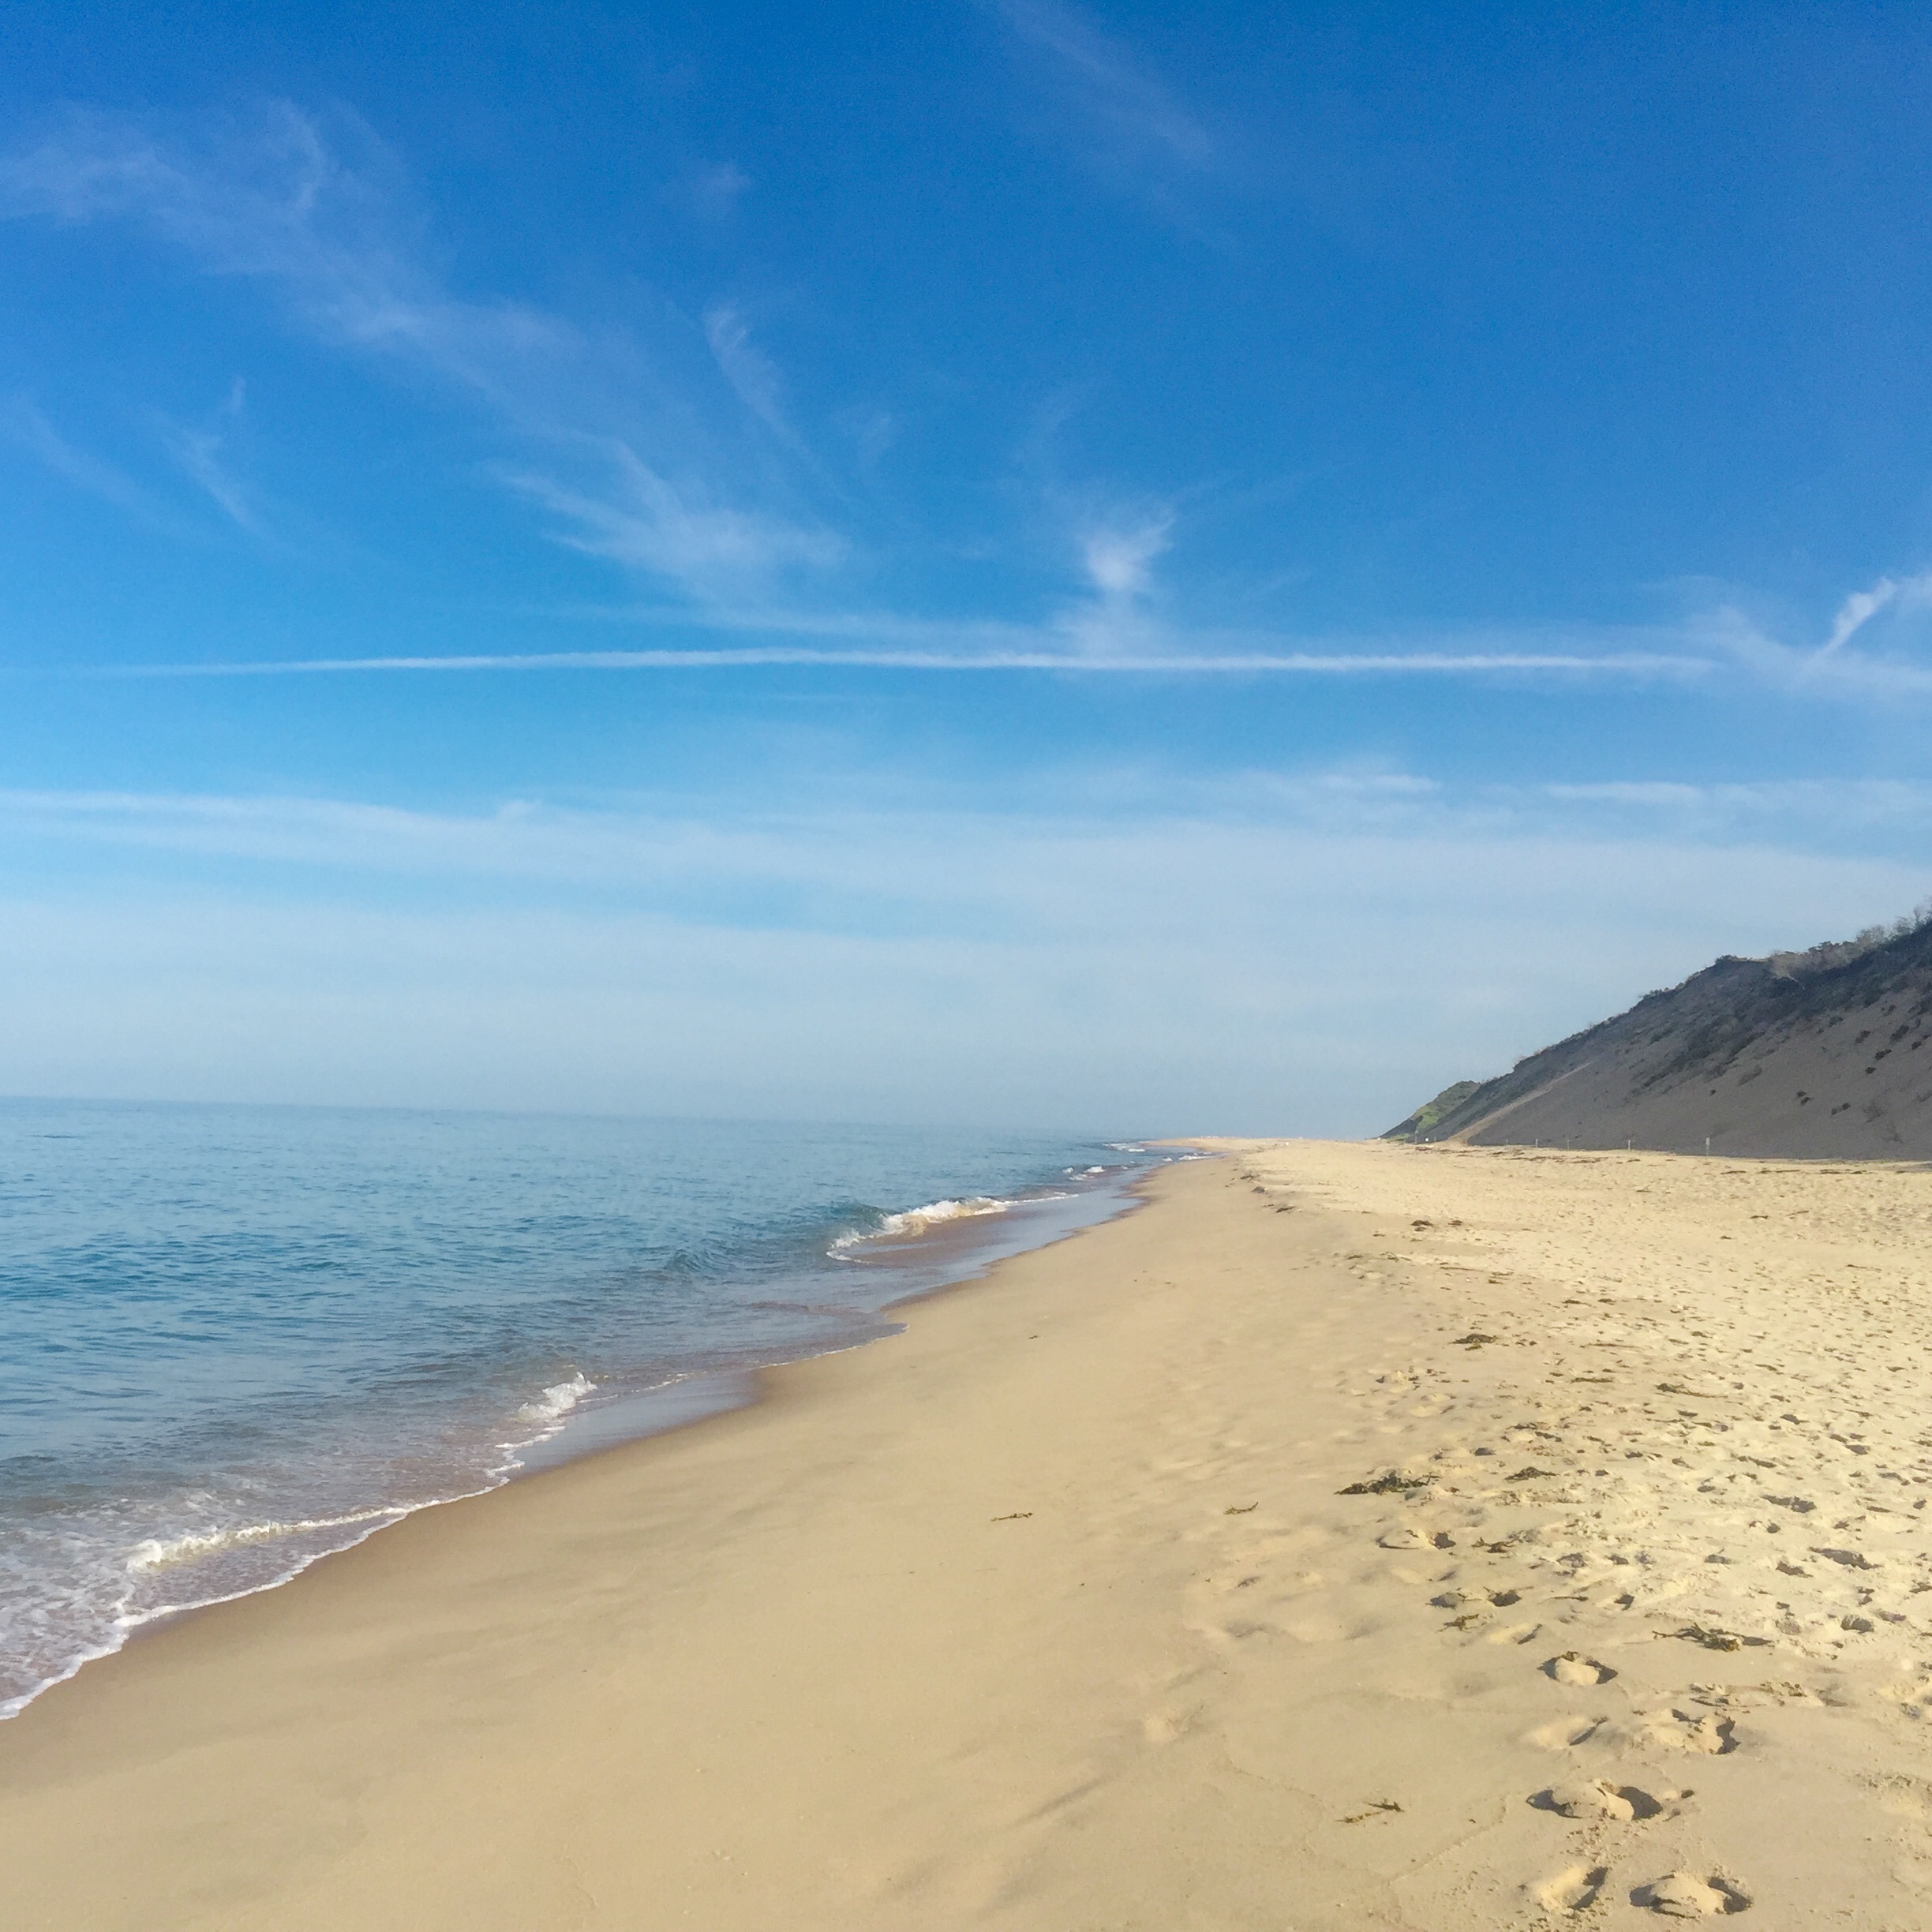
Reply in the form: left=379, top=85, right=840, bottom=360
left=6, top=1141, right=1931, bottom=1928
left=17, top=1158, right=1160, bottom=1719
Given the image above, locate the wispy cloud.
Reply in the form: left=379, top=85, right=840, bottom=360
left=1814, top=571, right=1932, bottom=662
left=1080, top=513, right=1171, bottom=597
left=1000, top=0, right=1212, bottom=174
left=1691, top=570, right=1932, bottom=699
left=2, top=777, right=1921, bottom=1123
left=155, top=377, right=260, bottom=532
left=1, top=394, right=188, bottom=533
left=9, top=770, right=1923, bottom=900
left=0, top=103, right=837, bottom=600
left=2, top=105, right=517, bottom=371
left=703, top=301, right=798, bottom=445
left=1049, top=507, right=1176, bottom=653
left=12, top=105, right=1932, bottom=715
left=684, top=162, right=751, bottom=220
left=0, top=105, right=589, bottom=395
left=1533, top=776, right=1932, bottom=859
left=500, top=444, right=844, bottom=591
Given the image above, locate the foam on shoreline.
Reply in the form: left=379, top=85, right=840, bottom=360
left=1, top=1159, right=1151, bottom=1723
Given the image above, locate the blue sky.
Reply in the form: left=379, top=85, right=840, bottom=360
left=3, top=2, right=1931, bottom=1130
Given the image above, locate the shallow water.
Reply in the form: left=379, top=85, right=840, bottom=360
left=0, top=1100, right=1159, bottom=1716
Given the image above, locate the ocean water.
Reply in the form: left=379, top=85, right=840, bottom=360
left=0, top=1100, right=1159, bottom=1717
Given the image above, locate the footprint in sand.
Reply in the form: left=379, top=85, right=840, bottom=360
left=1140, top=1709, right=1198, bottom=1743
left=1376, top=1526, right=1430, bottom=1548
left=1866, top=1772, right=1932, bottom=1818
left=1544, top=1652, right=1616, bottom=1686
left=1631, top=1870, right=1750, bottom=1915
left=1639, top=1708, right=1737, bottom=1755
left=1532, top=1780, right=1671, bottom=1822
left=1433, top=1586, right=1518, bottom=1609
left=1485, top=1620, right=1544, bottom=1646
left=1526, top=1715, right=1608, bottom=1750
left=1536, top=1864, right=1608, bottom=1913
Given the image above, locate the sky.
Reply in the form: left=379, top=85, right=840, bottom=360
left=4, top=1, right=1932, bottom=1133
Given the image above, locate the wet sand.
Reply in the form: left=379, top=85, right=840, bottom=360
left=4, top=1143, right=1931, bottom=1928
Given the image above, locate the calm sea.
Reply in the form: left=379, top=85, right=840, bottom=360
left=0, top=1100, right=1162, bottom=1717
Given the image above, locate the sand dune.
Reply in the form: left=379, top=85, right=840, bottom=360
left=1387, top=915, right=1932, bottom=1157
left=3, top=1143, right=1930, bottom=1928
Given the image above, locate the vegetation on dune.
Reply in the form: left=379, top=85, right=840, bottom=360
left=1766, top=900, right=1932, bottom=981
left=1380, top=1080, right=1482, bottom=1142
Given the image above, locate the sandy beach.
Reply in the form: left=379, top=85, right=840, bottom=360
left=6, top=1141, right=1932, bottom=1928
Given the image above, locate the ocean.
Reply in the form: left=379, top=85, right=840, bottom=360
left=0, top=1099, right=1160, bottom=1717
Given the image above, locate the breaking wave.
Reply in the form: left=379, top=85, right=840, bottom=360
left=829, top=1196, right=1014, bottom=1254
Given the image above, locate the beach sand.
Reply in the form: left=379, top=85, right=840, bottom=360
left=6, top=1142, right=1932, bottom=1928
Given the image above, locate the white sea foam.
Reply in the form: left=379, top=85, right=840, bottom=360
left=9, top=1372, right=605, bottom=1720
left=515, top=1371, right=594, bottom=1426
left=114, top=1498, right=483, bottom=1638
left=127, top=1505, right=409, bottom=1574
left=829, top=1196, right=1013, bottom=1255
left=0, top=1486, right=496, bottom=1719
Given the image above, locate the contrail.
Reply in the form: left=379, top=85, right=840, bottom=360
left=86, top=646, right=1713, bottom=678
